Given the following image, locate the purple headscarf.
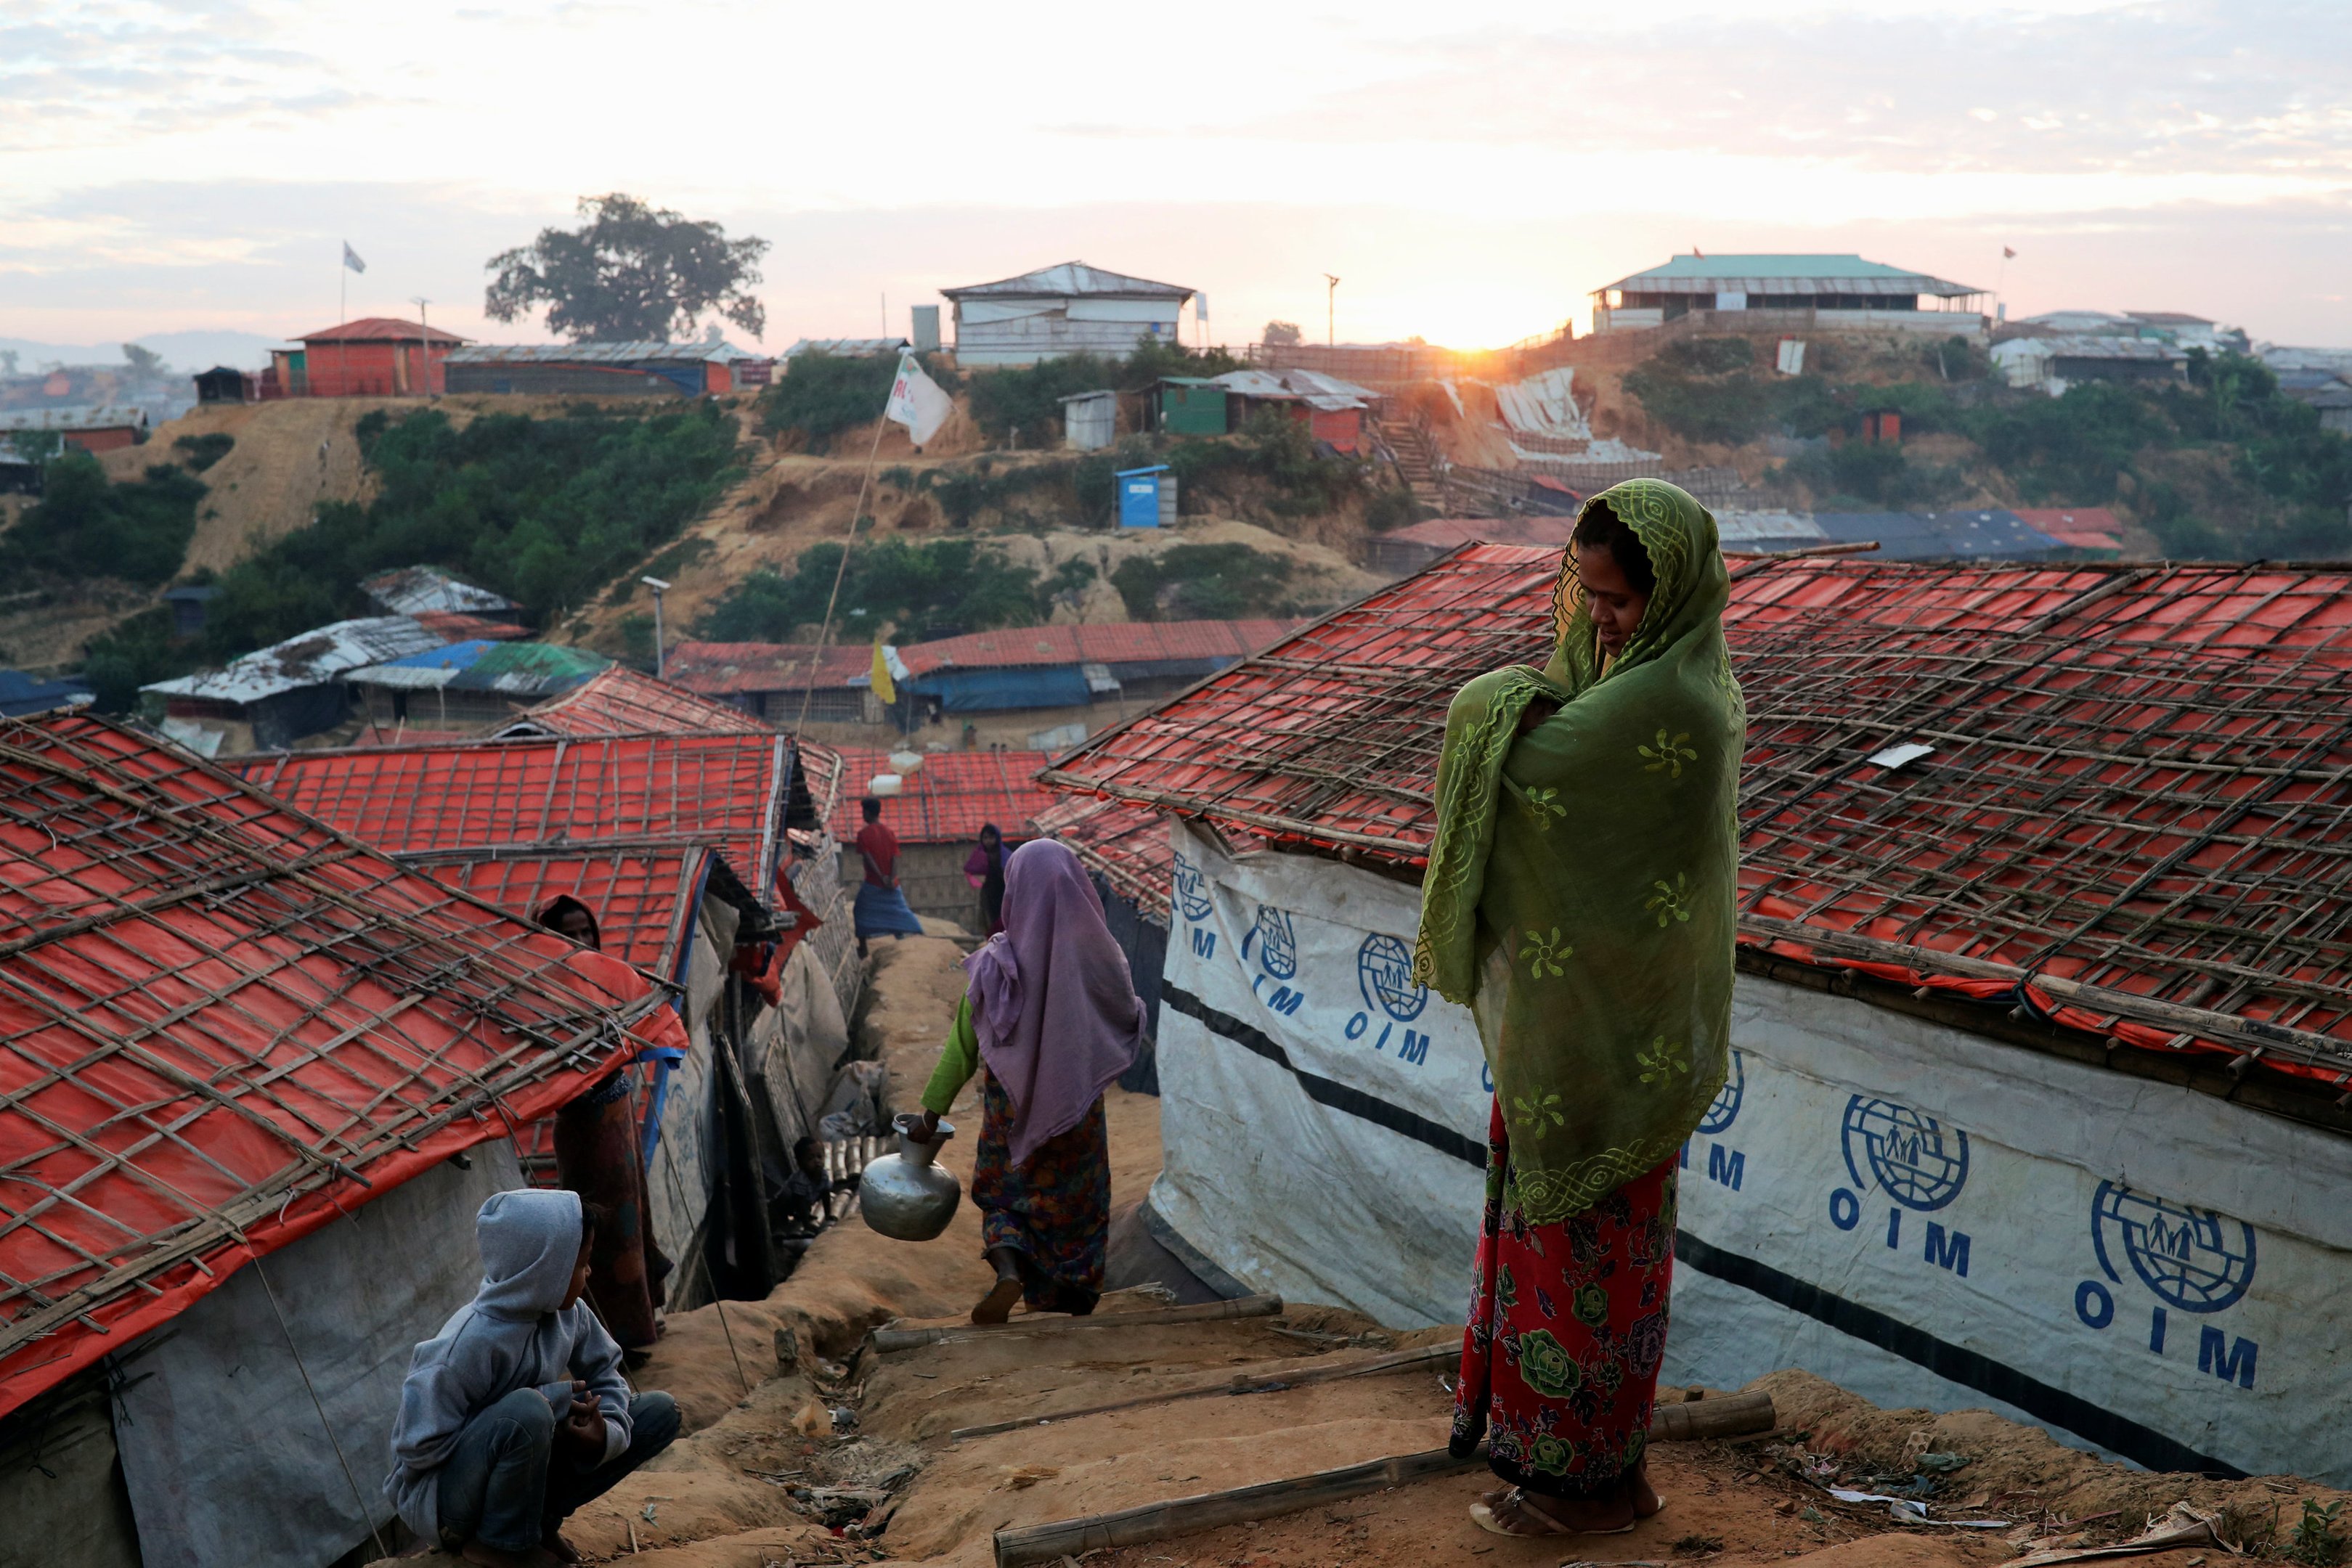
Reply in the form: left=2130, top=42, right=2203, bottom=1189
left=962, top=838, right=1144, bottom=1166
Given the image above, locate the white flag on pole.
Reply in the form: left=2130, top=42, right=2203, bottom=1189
left=884, top=351, right=954, bottom=447
left=342, top=242, right=367, bottom=274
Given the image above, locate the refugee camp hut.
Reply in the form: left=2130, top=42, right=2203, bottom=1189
left=441, top=340, right=754, bottom=397
left=359, top=563, right=519, bottom=618
left=896, top=619, right=1296, bottom=732
left=142, top=614, right=445, bottom=751
left=668, top=640, right=898, bottom=727
left=940, top=261, right=1195, bottom=366
left=0, top=404, right=150, bottom=454
left=1034, top=792, right=1172, bottom=1091
left=233, top=731, right=855, bottom=1298
left=348, top=638, right=611, bottom=730
left=1210, top=368, right=1377, bottom=452
left=0, top=712, right=663, bottom=1568
left=1154, top=376, right=1228, bottom=436
left=1060, top=388, right=1118, bottom=450
left=1811, top=508, right=2065, bottom=561
left=2013, top=507, right=2127, bottom=558
left=829, top=748, right=1059, bottom=928
left=494, top=663, right=772, bottom=738
left=191, top=364, right=255, bottom=404
left=1590, top=253, right=1987, bottom=335
left=0, top=667, right=94, bottom=716
left=1042, top=545, right=2352, bottom=1487
left=288, top=317, right=466, bottom=397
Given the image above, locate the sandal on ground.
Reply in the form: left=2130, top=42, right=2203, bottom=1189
left=1469, top=1487, right=1637, bottom=1538
left=970, top=1275, right=1023, bottom=1324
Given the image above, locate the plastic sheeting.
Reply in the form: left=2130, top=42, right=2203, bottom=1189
left=0, top=1371, right=140, bottom=1568
left=1149, top=823, right=1484, bottom=1328
left=909, top=666, right=1092, bottom=712
left=752, top=942, right=853, bottom=1153
left=1492, top=368, right=1592, bottom=442
left=112, top=1146, right=523, bottom=1568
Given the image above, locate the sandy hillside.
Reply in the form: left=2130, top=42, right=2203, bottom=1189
left=371, top=932, right=2347, bottom=1568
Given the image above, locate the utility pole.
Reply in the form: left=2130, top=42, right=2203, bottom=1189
left=410, top=296, right=434, bottom=398
left=1324, top=274, right=1340, bottom=348
left=641, top=576, right=671, bottom=679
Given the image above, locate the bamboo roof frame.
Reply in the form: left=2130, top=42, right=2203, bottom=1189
left=1042, top=547, right=2352, bottom=1083
left=0, top=714, right=668, bottom=1415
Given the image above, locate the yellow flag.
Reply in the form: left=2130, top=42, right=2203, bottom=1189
left=870, top=638, right=896, bottom=706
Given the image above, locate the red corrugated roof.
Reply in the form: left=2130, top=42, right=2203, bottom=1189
left=412, top=850, right=708, bottom=977
left=2012, top=507, right=2125, bottom=551
left=295, top=317, right=468, bottom=345
left=508, top=666, right=768, bottom=738
left=1033, top=793, right=1171, bottom=920
left=235, top=732, right=799, bottom=902
left=829, top=749, right=1060, bottom=845
left=0, top=714, right=664, bottom=1419
left=667, top=641, right=871, bottom=693
left=897, top=619, right=1298, bottom=676
left=1043, top=546, right=2352, bottom=1084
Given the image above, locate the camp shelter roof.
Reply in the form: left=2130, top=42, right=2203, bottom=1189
left=1812, top=510, right=2064, bottom=562
left=403, top=846, right=752, bottom=981
left=359, top=565, right=518, bottom=617
left=0, top=669, right=94, bottom=718
left=1033, top=793, right=1171, bottom=921
left=296, top=317, right=467, bottom=346
left=235, top=732, right=816, bottom=905
left=0, top=405, right=150, bottom=434
left=412, top=611, right=531, bottom=642
left=1042, top=546, right=2352, bottom=1085
left=143, top=617, right=445, bottom=704
left=2013, top=508, right=2125, bottom=553
left=897, top=620, right=1297, bottom=677
left=830, top=749, right=1059, bottom=846
left=495, top=666, right=768, bottom=738
left=942, top=261, right=1194, bottom=302
left=349, top=638, right=609, bottom=696
left=0, top=713, right=664, bottom=1419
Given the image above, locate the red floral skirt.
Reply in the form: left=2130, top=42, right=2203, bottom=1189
left=1450, top=1097, right=1677, bottom=1500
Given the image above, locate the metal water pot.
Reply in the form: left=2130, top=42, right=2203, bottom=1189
left=857, top=1114, right=961, bottom=1241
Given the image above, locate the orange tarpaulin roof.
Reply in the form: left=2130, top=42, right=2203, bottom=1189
left=829, top=749, right=1060, bottom=846
left=1043, top=547, right=2352, bottom=1084
left=0, top=714, right=665, bottom=1419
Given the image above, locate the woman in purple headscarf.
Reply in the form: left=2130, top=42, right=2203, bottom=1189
left=914, top=838, right=1145, bottom=1323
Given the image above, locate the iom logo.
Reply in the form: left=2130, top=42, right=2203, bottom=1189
left=1356, top=934, right=1426, bottom=1022
left=1841, top=1097, right=1969, bottom=1212
left=2092, top=1183, right=2256, bottom=1314
left=1248, top=905, right=1298, bottom=979
left=1696, top=1050, right=1744, bottom=1135
left=1171, top=852, right=1212, bottom=922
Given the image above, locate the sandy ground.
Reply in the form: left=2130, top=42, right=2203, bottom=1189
left=369, top=934, right=2345, bottom=1568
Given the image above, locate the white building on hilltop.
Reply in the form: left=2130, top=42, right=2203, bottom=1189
left=942, top=261, right=1195, bottom=367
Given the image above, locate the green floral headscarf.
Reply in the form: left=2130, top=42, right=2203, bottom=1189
left=1412, top=479, right=1745, bottom=1225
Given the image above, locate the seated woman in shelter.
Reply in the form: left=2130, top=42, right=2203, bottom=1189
left=916, top=839, right=1144, bottom=1323
left=1416, top=479, right=1743, bottom=1538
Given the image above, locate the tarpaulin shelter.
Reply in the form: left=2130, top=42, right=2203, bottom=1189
left=495, top=665, right=773, bottom=739
left=1033, top=793, right=1172, bottom=1093
left=1041, top=545, right=2352, bottom=1485
left=0, top=712, right=669, bottom=1567
left=232, top=732, right=859, bottom=1299
left=828, top=748, right=1060, bottom=928
left=143, top=616, right=447, bottom=751
left=349, top=639, right=611, bottom=727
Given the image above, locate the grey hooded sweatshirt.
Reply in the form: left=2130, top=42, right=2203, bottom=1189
left=383, top=1188, right=634, bottom=1541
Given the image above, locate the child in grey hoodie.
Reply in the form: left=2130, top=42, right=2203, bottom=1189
left=386, top=1188, right=680, bottom=1567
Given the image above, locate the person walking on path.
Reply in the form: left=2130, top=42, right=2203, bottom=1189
left=963, top=822, right=1009, bottom=936
left=1415, top=478, right=1745, bottom=1538
left=916, top=839, right=1144, bottom=1323
left=853, top=795, right=924, bottom=954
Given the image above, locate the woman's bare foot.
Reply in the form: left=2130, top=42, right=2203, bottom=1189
left=1470, top=1487, right=1637, bottom=1537
left=1631, top=1460, right=1667, bottom=1519
left=541, top=1530, right=585, bottom=1564
left=971, top=1275, right=1022, bottom=1324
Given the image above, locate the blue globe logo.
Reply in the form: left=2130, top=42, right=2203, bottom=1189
left=1697, top=1050, right=1743, bottom=1135
left=2092, top=1181, right=2256, bottom=1314
left=1172, top=852, right=1212, bottom=922
left=1356, top=934, right=1426, bottom=1021
left=1841, top=1097, right=1969, bottom=1212
left=1253, top=905, right=1298, bottom=979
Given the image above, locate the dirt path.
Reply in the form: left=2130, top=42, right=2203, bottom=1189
left=372, top=934, right=2348, bottom=1568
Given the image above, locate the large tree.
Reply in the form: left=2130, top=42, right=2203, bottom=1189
left=484, top=193, right=770, bottom=343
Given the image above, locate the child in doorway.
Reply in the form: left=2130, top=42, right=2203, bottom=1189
left=385, top=1189, right=680, bottom=1567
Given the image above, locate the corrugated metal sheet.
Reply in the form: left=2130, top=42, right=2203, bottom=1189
left=350, top=639, right=609, bottom=696
left=0, top=405, right=149, bottom=433
left=443, top=340, right=751, bottom=364
left=1812, top=510, right=2064, bottom=561
left=897, top=619, right=1298, bottom=677
left=143, top=617, right=444, bottom=704
left=296, top=317, right=466, bottom=344
left=498, top=666, right=768, bottom=738
left=943, top=261, right=1193, bottom=301
left=359, top=565, right=518, bottom=616
left=784, top=338, right=909, bottom=359
left=1598, top=253, right=1981, bottom=298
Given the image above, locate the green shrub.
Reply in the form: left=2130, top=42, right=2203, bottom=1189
left=77, top=607, right=190, bottom=714
left=1366, top=484, right=1428, bottom=531
left=1, top=454, right=204, bottom=587
left=1659, top=336, right=1754, bottom=375
left=172, top=432, right=236, bottom=473
left=696, top=536, right=1045, bottom=642
left=757, top=351, right=903, bottom=453
left=1782, top=441, right=1966, bottom=509
left=967, top=354, right=1119, bottom=443
left=1110, top=542, right=1296, bottom=620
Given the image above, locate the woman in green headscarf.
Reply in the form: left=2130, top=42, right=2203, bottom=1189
left=1414, top=478, right=1743, bottom=1537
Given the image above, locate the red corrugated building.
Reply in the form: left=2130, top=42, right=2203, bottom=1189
left=275, top=317, right=468, bottom=397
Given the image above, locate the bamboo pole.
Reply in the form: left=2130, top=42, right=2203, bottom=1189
left=871, top=1293, right=1282, bottom=1354
left=950, top=1342, right=1452, bottom=1440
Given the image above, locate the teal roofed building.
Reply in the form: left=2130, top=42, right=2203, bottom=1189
left=349, top=639, right=611, bottom=730
left=1590, top=253, right=1986, bottom=337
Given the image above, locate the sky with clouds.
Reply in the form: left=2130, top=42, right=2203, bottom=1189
left=4, top=0, right=2346, bottom=356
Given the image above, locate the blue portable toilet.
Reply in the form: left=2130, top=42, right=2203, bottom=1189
left=1115, top=464, right=1176, bottom=528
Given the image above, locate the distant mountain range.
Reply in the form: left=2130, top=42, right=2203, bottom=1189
left=1, top=330, right=282, bottom=374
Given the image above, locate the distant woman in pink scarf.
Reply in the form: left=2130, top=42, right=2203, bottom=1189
left=916, top=839, right=1144, bottom=1322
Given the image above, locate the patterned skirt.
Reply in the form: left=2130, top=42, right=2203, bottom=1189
left=1450, top=1096, right=1678, bottom=1500
left=553, top=1076, right=671, bottom=1349
left=972, top=1071, right=1110, bottom=1315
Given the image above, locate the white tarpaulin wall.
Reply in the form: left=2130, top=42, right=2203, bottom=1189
left=1153, top=823, right=1486, bottom=1328
left=1154, top=825, right=2352, bottom=1485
